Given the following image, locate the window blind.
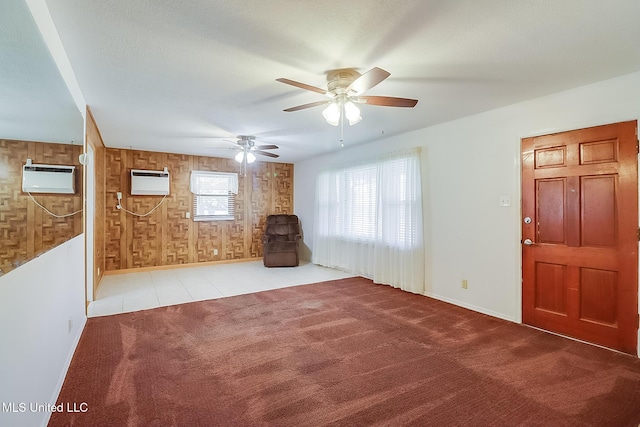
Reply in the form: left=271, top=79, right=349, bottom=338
left=190, top=171, right=238, bottom=221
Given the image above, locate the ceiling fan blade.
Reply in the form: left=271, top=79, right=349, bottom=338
left=283, top=100, right=330, bottom=112
left=253, top=150, right=279, bottom=158
left=276, top=78, right=327, bottom=95
left=356, top=96, right=418, bottom=108
left=222, top=139, right=244, bottom=149
left=254, top=144, right=279, bottom=150
left=346, top=67, right=390, bottom=96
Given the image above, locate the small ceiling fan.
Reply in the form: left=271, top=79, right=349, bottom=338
left=277, top=67, right=418, bottom=126
left=229, top=135, right=279, bottom=162
left=228, top=136, right=279, bottom=175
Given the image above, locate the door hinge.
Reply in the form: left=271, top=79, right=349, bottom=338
left=638, top=228, right=640, bottom=241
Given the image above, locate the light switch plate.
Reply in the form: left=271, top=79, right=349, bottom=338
left=499, top=195, right=511, bottom=207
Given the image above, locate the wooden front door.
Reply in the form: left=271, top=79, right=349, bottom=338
left=522, top=121, right=639, bottom=354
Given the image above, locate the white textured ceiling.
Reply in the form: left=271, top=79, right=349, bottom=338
left=1, top=0, right=82, bottom=145
left=11, top=0, right=640, bottom=162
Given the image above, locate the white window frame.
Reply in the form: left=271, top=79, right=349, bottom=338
left=189, top=171, right=238, bottom=221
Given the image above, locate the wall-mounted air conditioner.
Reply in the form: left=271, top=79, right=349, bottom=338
left=22, top=161, right=76, bottom=194
left=131, top=168, right=170, bottom=195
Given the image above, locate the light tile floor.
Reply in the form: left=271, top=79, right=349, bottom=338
left=88, top=260, right=355, bottom=317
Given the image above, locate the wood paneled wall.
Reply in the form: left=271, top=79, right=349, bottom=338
left=104, top=147, right=293, bottom=271
left=86, top=107, right=106, bottom=293
left=0, top=139, right=83, bottom=275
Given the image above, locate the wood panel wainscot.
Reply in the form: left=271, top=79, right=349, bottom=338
left=104, top=148, right=293, bottom=271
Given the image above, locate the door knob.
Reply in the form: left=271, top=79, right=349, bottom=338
left=523, top=239, right=535, bottom=246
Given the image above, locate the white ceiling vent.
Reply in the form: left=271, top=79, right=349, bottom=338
left=130, top=168, right=170, bottom=195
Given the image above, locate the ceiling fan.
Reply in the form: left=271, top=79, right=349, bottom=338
left=228, top=136, right=278, bottom=174
left=277, top=67, right=418, bottom=126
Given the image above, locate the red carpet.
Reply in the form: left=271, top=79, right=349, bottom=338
left=50, top=277, right=640, bottom=426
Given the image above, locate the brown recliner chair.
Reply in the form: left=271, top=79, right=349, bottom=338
left=262, top=214, right=301, bottom=267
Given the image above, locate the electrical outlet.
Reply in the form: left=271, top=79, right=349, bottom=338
left=117, top=191, right=122, bottom=200
left=186, top=212, right=190, bottom=219
left=213, top=249, right=218, bottom=256
left=461, top=279, right=468, bottom=289
left=68, top=318, right=73, bottom=334
left=97, top=267, right=101, bottom=276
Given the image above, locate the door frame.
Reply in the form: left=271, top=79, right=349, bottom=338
left=518, top=120, right=640, bottom=356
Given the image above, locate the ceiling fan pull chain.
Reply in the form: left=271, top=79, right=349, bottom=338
left=340, top=111, right=344, bottom=148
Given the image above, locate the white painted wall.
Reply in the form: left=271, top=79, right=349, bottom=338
left=295, top=71, right=640, bottom=333
left=0, top=235, right=86, bottom=427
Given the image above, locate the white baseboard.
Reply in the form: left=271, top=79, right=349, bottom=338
left=423, top=291, right=517, bottom=323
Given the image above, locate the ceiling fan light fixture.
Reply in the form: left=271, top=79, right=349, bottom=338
left=348, top=116, right=362, bottom=126
left=278, top=67, right=418, bottom=129
left=322, top=102, right=341, bottom=126
left=246, top=152, right=256, bottom=164
left=344, top=101, right=362, bottom=125
left=234, top=151, right=244, bottom=163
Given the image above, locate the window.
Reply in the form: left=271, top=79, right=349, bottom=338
left=189, top=171, right=238, bottom=221
left=315, top=155, right=419, bottom=246
left=312, top=148, right=424, bottom=293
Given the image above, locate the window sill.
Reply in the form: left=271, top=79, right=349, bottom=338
left=193, top=215, right=234, bottom=221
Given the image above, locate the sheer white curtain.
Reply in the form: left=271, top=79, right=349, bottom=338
left=313, top=148, right=424, bottom=294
